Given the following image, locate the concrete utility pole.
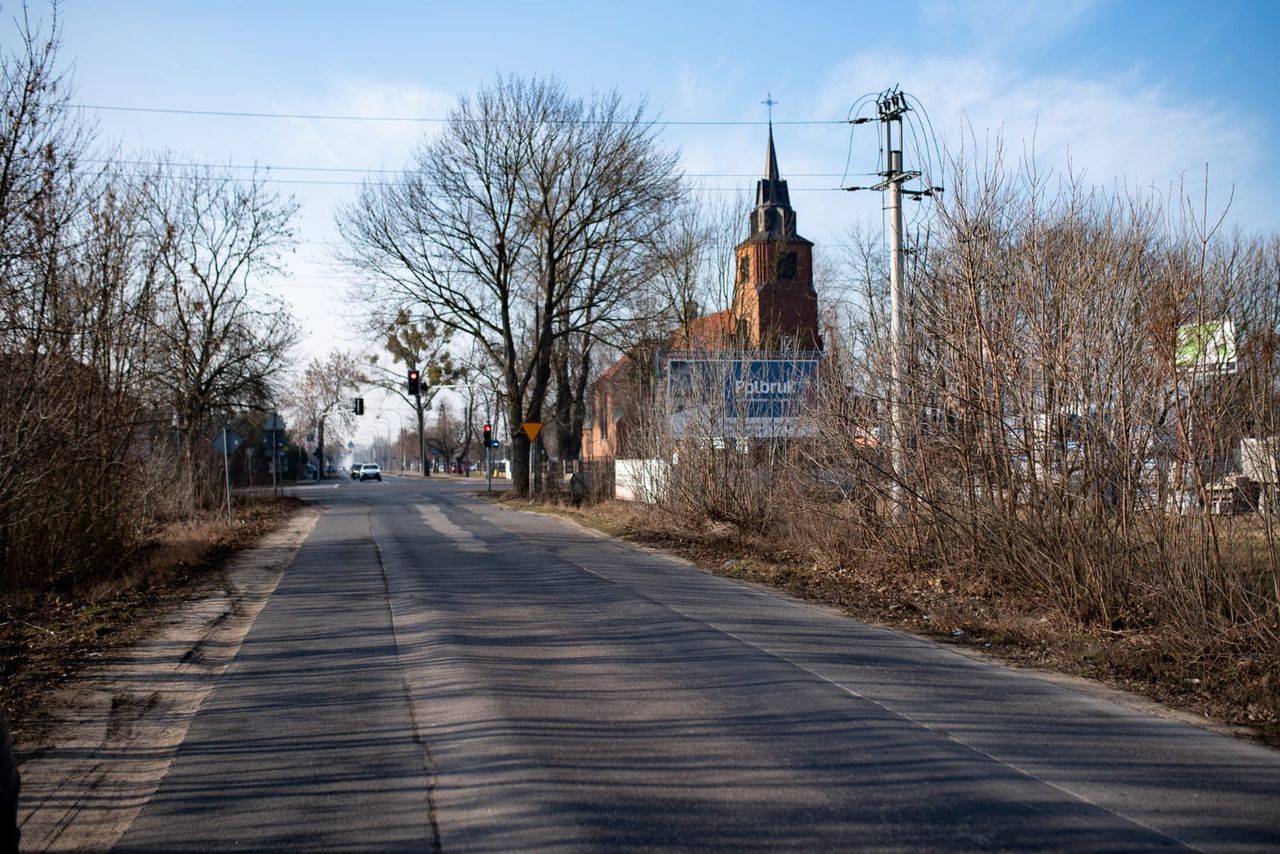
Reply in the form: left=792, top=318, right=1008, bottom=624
left=879, top=93, right=912, bottom=507
left=845, top=88, right=941, bottom=509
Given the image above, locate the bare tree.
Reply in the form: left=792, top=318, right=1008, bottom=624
left=339, top=75, right=681, bottom=494
left=428, top=399, right=462, bottom=472
left=284, top=349, right=365, bottom=476
left=147, top=159, right=299, bottom=472
left=366, top=309, right=464, bottom=475
left=0, top=7, right=153, bottom=592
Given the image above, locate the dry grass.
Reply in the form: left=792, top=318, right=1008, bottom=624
left=0, top=496, right=305, bottom=737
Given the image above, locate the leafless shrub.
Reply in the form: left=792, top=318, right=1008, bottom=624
left=620, top=142, right=1278, bottom=684
left=0, top=13, right=298, bottom=607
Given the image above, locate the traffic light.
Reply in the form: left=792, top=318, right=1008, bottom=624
left=407, top=369, right=421, bottom=396
left=483, top=423, right=493, bottom=447
left=354, top=397, right=364, bottom=416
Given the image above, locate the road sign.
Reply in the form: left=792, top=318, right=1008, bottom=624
left=212, top=426, right=243, bottom=455
left=521, top=421, right=543, bottom=441
left=264, top=412, right=285, bottom=431
left=212, top=426, right=241, bottom=526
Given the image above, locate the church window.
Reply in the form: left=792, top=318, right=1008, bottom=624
left=780, top=252, right=798, bottom=280
left=738, top=252, right=750, bottom=283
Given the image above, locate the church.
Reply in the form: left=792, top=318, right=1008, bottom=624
left=582, top=124, right=823, bottom=463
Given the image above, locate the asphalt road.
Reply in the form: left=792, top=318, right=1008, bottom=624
left=112, top=476, right=1280, bottom=852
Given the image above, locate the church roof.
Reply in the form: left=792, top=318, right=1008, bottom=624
left=594, top=310, right=735, bottom=390
left=765, top=124, right=780, bottom=183
left=670, top=309, right=734, bottom=349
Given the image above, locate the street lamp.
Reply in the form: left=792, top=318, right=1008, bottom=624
left=374, top=415, right=393, bottom=471
left=389, top=410, right=408, bottom=472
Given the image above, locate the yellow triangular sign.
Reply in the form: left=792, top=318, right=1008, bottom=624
left=521, top=421, right=543, bottom=441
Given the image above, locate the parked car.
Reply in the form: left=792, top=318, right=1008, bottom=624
left=350, top=463, right=363, bottom=480
left=359, top=463, right=382, bottom=482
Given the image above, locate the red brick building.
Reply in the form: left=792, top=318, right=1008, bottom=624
left=583, top=125, right=822, bottom=462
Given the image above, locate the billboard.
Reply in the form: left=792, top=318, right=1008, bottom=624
left=1176, top=320, right=1236, bottom=374
left=664, top=355, right=819, bottom=438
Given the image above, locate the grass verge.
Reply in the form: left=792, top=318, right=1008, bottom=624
left=1, top=496, right=306, bottom=742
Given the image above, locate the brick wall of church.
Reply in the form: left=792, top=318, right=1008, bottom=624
left=732, top=238, right=821, bottom=351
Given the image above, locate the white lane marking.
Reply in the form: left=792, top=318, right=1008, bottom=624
left=417, top=504, right=489, bottom=553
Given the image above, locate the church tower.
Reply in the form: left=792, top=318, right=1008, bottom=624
left=731, top=125, right=822, bottom=352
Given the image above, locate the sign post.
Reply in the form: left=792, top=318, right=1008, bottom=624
left=521, top=421, right=543, bottom=494
left=212, top=426, right=243, bottom=526
left=263, top=412, right=285, bottom=494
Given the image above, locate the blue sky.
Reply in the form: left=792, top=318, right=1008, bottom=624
left=17, top=0, right=1280, bottom=438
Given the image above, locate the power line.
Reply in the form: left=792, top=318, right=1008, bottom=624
left=78, top=169, right=849, bottom=191
left=88, top=157, right=874, bottom=180
left=68, top=102, right=846, bottom=127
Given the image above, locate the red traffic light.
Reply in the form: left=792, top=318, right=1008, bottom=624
left=407, top=369, right=421, bottom=396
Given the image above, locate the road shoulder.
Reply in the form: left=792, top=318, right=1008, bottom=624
left=500, top=495, right=1278, bottom=750
left=15, top=507, right=321, bottom=853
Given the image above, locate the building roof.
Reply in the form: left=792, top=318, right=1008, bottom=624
left=669, top=309, right=734, bottom=350
left=594, top=310, right=735, bottom=392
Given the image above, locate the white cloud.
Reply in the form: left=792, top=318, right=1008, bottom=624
left=243, top=78, right=455, bottom=380
left=917, top=0, right=1098, bottom=56
left=270, top=77, right=454, bottom=171
left=812, top=52, right=1263, bottom=230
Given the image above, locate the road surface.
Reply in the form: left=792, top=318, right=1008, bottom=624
left=101, top=476, right=1279, bottom=851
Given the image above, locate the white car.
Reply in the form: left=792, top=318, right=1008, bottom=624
left=358, top=463, right=382, bottom=482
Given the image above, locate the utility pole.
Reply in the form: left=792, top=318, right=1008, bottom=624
left=880, top=92, right=911, bottom=508
left=844, top=88, right=941, bottom=509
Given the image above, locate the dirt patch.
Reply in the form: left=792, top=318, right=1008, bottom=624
left=507, top=495, right=1280, bottom=750
left=13, top=504, right=320, bottom=853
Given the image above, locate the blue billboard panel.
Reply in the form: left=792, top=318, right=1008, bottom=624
left=665, top=356, right=819, bottom=437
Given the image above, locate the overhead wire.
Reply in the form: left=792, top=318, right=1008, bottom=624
left=66, top=101, right=846, bottom=127
left=65, top=100, right=893, bottom=299
left=839, top=92, right=880, bottom=189
left=87, top=156, right=874, bottom=180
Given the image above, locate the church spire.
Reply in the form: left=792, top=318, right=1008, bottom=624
left=764, top=122, right=780, bottom=184
left=749, top=123, right=795, bottom=239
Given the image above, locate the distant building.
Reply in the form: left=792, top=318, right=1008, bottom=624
left=583, top=125, right=822, bottom=463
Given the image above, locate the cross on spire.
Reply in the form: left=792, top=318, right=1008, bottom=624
left=761, top=92, right=777, bottom=126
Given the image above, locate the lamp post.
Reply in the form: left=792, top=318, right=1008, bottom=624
left=374, top=415, right=393, bottom=471
left=389, top=410, right=408, bottom=472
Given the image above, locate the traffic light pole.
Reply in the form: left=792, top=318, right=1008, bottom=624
left=483, top=419, right=494, bottom=492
